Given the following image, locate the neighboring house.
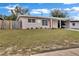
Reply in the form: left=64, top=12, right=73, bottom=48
left=69, top=20, right=79, bottom=29
left=17, top=15, right=70, bottom=29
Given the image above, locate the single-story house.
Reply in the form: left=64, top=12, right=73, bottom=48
left=17, top=15, right=79, bottom=29
left=69, top=20, right=79, bottom=29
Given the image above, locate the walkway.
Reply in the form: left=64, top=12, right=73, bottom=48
left=67, top=29, right=79, bottom=32
left=32, top=48, right=79, bottom=56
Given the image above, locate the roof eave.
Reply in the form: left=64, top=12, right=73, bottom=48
left=17, top=15, right=70, bottom=21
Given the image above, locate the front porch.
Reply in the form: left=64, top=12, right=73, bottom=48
left=49, top=19, right=69, bottom=29
left=58, top=20, right=69, bottom=28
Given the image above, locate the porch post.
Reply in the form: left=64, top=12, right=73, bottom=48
left=51, top=19, right=53, bottom=28
left=59, top=20, right=61, bottom=28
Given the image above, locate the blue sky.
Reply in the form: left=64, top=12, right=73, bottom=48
left=0, top=3, right=79, bottom=19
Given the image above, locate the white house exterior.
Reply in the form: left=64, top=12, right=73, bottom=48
left=68, top=20, right=79, bottom=29
left=17, top=15, right=79, bottom=29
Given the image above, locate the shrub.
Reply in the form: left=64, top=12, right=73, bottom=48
left=27, top=28, right=29, bottom=30
left=36, top=27, right=38, bottom=29
left=31, top=27, right=33, bottom=29
left=40, top=27, right=42, bottom=29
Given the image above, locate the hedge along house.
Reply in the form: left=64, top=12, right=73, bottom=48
left=17, top=15, right=70, bottom=29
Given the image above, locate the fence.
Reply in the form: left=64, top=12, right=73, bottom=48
left=0, top=20, right=22, bottom=29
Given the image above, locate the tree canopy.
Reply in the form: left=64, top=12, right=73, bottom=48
left=11, top=6, right=29, bottom=16
left=50, top=9, right=68, bottom=18
left=5, top=6, right=29, bottom=20
left=5, top=15, right=17, bottom=20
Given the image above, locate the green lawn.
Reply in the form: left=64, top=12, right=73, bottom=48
left=0, top=29, right=79, bottom=55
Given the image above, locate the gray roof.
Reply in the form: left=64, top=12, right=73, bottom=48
left=17, top=15, right=70, bottom=21
left=70, top=20, right=79, bottom=22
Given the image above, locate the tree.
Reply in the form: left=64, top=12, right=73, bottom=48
left=5, top=15, right=17, bottom=20
left=11, top=6, right=29, bottom=16
left=5, top=6, right=29, bottom=20
left=0, top=14, right=6, bottom=20
left=50, top=9, right=68, bottom=18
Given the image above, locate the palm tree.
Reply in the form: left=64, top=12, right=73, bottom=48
left=11, top=6, right=29, bottom=16
left=5, top=6, right=29, bottom=20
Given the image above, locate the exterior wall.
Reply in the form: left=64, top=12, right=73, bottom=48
left=69, top=22, right=79, bottom=29
left=52, top=20, right=58, bottom=28
left=65, top=21, right=70, bottom=28
left=19, top=17, right=50, bottom=29
left=19, top=17, right=28, bottom=29
left=48, top=20, right=51, bottom=28
left=42, top=20, right=50, bottom=28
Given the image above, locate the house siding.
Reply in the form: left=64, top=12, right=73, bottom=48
left=69, top=22, right=79, bottom=29
left=52, top=20, right=58, bottom=28
left=17, top=16, right=70, bottom=29
left=19, top=17, right=50, bottom=29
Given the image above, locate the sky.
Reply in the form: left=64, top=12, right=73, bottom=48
left=0, top=3, right=79, bottom=19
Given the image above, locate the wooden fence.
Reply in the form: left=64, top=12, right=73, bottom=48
left=0, top=20, right=22, bottom=29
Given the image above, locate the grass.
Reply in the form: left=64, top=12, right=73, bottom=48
left=0, top=29, right=79, bottom=55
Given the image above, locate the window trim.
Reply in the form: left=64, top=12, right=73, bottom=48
left=28, top=19, right=31, bottom=23
left=42, top=19, right=48, bottom=26
left=28, top=18, right=35, bottom=23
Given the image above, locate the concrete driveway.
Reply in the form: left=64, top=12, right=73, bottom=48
left=32, top=48, right=79, bottom=56
left=67, top=29, right=79, bottom=32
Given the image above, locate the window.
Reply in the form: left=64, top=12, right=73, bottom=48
left=28, top=19, right=31, bottom=22
left=32, top=19, right=35, bottom=23
left=72, top=22, right=75, bottom=26
left=28, top=19, right=35, bottom=23
left=42, top=20, right=48, bottom=26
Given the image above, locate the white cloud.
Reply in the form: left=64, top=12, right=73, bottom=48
left=70, top=14, right=79, bottom=20
left=0, top=4, right=19, bottom=10
left=72, top=16, right=79, bottom=20
left=63, top=7, right=79, bottom=20
left=0, top=4, right=19, bottom=14
left=31, top=7, right=79, bottom=14
left=5, top=6, right=15, bottom=10
left=5, top=4, right=19, bottom=10
left=51, top=8, right=62, bottom=11
left=5, top=4, right=19, bottom=13
left=64, top=7, right=79, bottom=11
left=71, top=7, right=79, bottom=11
left=64, top=8, right=71, bottom=11
left=30, top=11, right=41, bottom=14
left=30, top=9, right=50, bottom=14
